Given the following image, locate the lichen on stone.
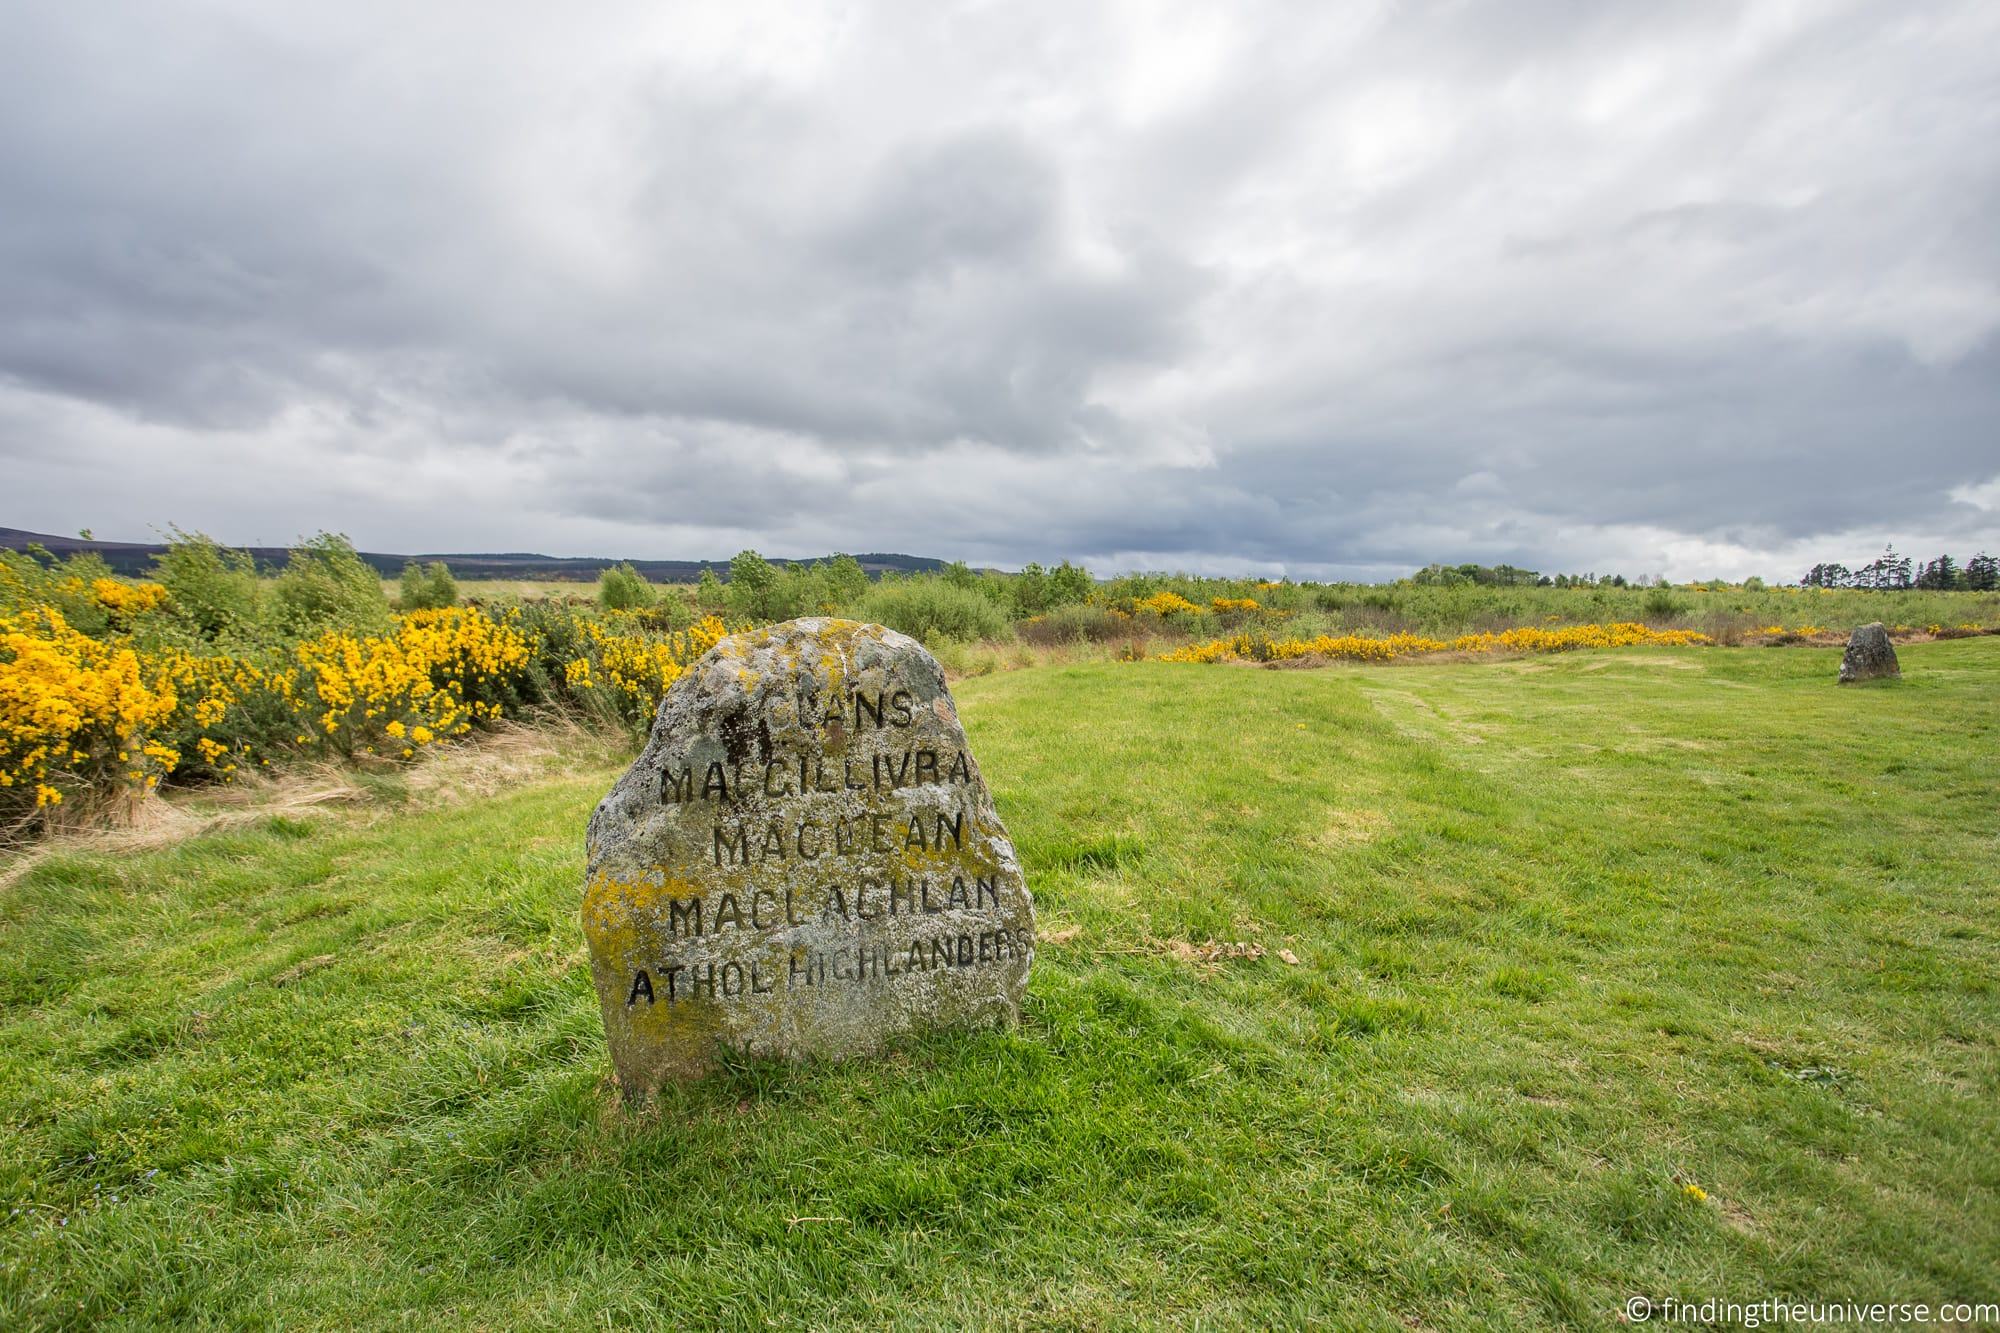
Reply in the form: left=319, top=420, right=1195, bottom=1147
left=582, top=618, right=1034, bottom=1096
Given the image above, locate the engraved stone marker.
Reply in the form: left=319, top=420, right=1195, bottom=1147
left=583, top=618, right=1034, bottom=1095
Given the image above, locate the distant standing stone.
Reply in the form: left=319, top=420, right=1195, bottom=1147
left=583, top=618, right=1034, bottom=1096
left=1839, top=622, right=1900, bottom=683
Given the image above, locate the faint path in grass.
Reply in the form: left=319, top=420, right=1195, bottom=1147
left=0, top=718, right=630, bottom=895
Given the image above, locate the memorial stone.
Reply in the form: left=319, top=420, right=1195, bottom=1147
left=1839, top=622, right=1900, bottom=683
left=583, top=618, right=1034, bottom=1095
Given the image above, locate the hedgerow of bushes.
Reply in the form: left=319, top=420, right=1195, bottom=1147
left=0, top=535, right=727, bottom=836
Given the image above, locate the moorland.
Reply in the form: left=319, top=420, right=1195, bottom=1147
left=3, top=532, right=1997, bottom=1327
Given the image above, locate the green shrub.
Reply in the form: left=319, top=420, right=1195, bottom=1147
left=271, top=533, right=390, bottom=636
left=1017, top=603, right=1132, bottom=645
left=397, top=560, right=459, bottom=611
left=152, top=528, right=262, bottom=640
left=773, top=562, right=836, bottom=619
left=853, top=578, right=1012, bottom=645
left=1048, top=560, right=1094, bottom=607
left=1012, top=562, right=1052, bottom=615
left=727, top=549, right=782, bottom=621
left=630, top=589, right=695, bottom=632
left=598, top=562, right=656, bottom=611
left=927, top=639, right=1003, bottom=677
left=1643, top=588, right=1687, bottom=619
left=0, top=546, right=117, bottom=634
left=694, top=567, right=727, bottom=613
left=824, top=554, right=870, bottom=608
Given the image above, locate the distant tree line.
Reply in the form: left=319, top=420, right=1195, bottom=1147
left=1801, top=546, right=1998, bottom=591
left=591, top=550, right=1099, bottom=638
left=1410, top=563, right=1643, bottom=589
left=1415, top=549, right=2000, bottom=593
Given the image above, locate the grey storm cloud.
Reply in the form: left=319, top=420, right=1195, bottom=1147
left=1, top=0, right=1997, bottom=580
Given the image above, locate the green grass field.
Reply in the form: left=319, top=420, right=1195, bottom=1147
left=374, top=577, right=609, bottom=603
left=3, top=642, right=1997, bottom=1328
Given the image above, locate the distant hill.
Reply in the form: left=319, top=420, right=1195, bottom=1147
left=0, top=528, right=948, bottom=583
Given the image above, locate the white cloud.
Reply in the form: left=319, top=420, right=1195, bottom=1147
left=1950, top=476, right=2000, bottom=513
left=1, top=0, right=1996, bottom=580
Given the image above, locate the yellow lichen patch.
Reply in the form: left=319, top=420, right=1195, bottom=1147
left=581, top=618, right=1033, bottom=1096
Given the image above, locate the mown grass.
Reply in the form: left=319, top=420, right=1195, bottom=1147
left=2, top=642, right=1996, bottom=1328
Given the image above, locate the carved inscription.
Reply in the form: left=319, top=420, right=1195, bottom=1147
left=582, top=618, right=1034, bottom=1095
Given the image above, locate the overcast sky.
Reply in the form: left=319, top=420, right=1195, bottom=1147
left=3, top=1, right=1997, bottom=581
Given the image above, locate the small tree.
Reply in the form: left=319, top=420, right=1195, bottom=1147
left=152, top=526, right=261, bottom=639
left=598, top=562, right=655, bottom=611
left=271, top=532, right=390, bottom=635
left=1965, top=553, right=1999, bottom=592
left=1048, top=560, right=1093, bottom=607
left=778, top=562, right=832, bottom=617
left=1411, top=563, right=1472, bottom=587
left=824, top=554, right=870, bottom=609
left=398, top=560, right=459, bottom=610
left=727, top=549, right=780, bottom=622
left=1857, top=545, right=1913, bottom=590
left=1914, top=555, right=1961, bottom=590
left=1012, top=561, right=1050, bottom=615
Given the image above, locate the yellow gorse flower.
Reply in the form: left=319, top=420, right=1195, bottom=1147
left=569, top=615, right=727, bottom=721
left=291, top=606, right=535, bottom=752
left=1132, top=591, right=1204, bottom=616
left=91, top=578, right=171, bottom=617
left=0, top=604, right=181, bottom=805
left=3, top=596, right=734, bottom=818
left=1159, top=622, right=1713, bottom=664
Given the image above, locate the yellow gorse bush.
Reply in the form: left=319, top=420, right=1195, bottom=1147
left=2, top=594, right=732, bottom=825
left=0, top=605, right=182, bottom=806
left=1131, top=591, right=1205, bottom=617
left=565, top=614, right=729, bottom=722
left=1159, top=621, right=1713, bottom=664
left=91, top=578, right=171, bottom=618
left=291, top=606, right=534, bottom=753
